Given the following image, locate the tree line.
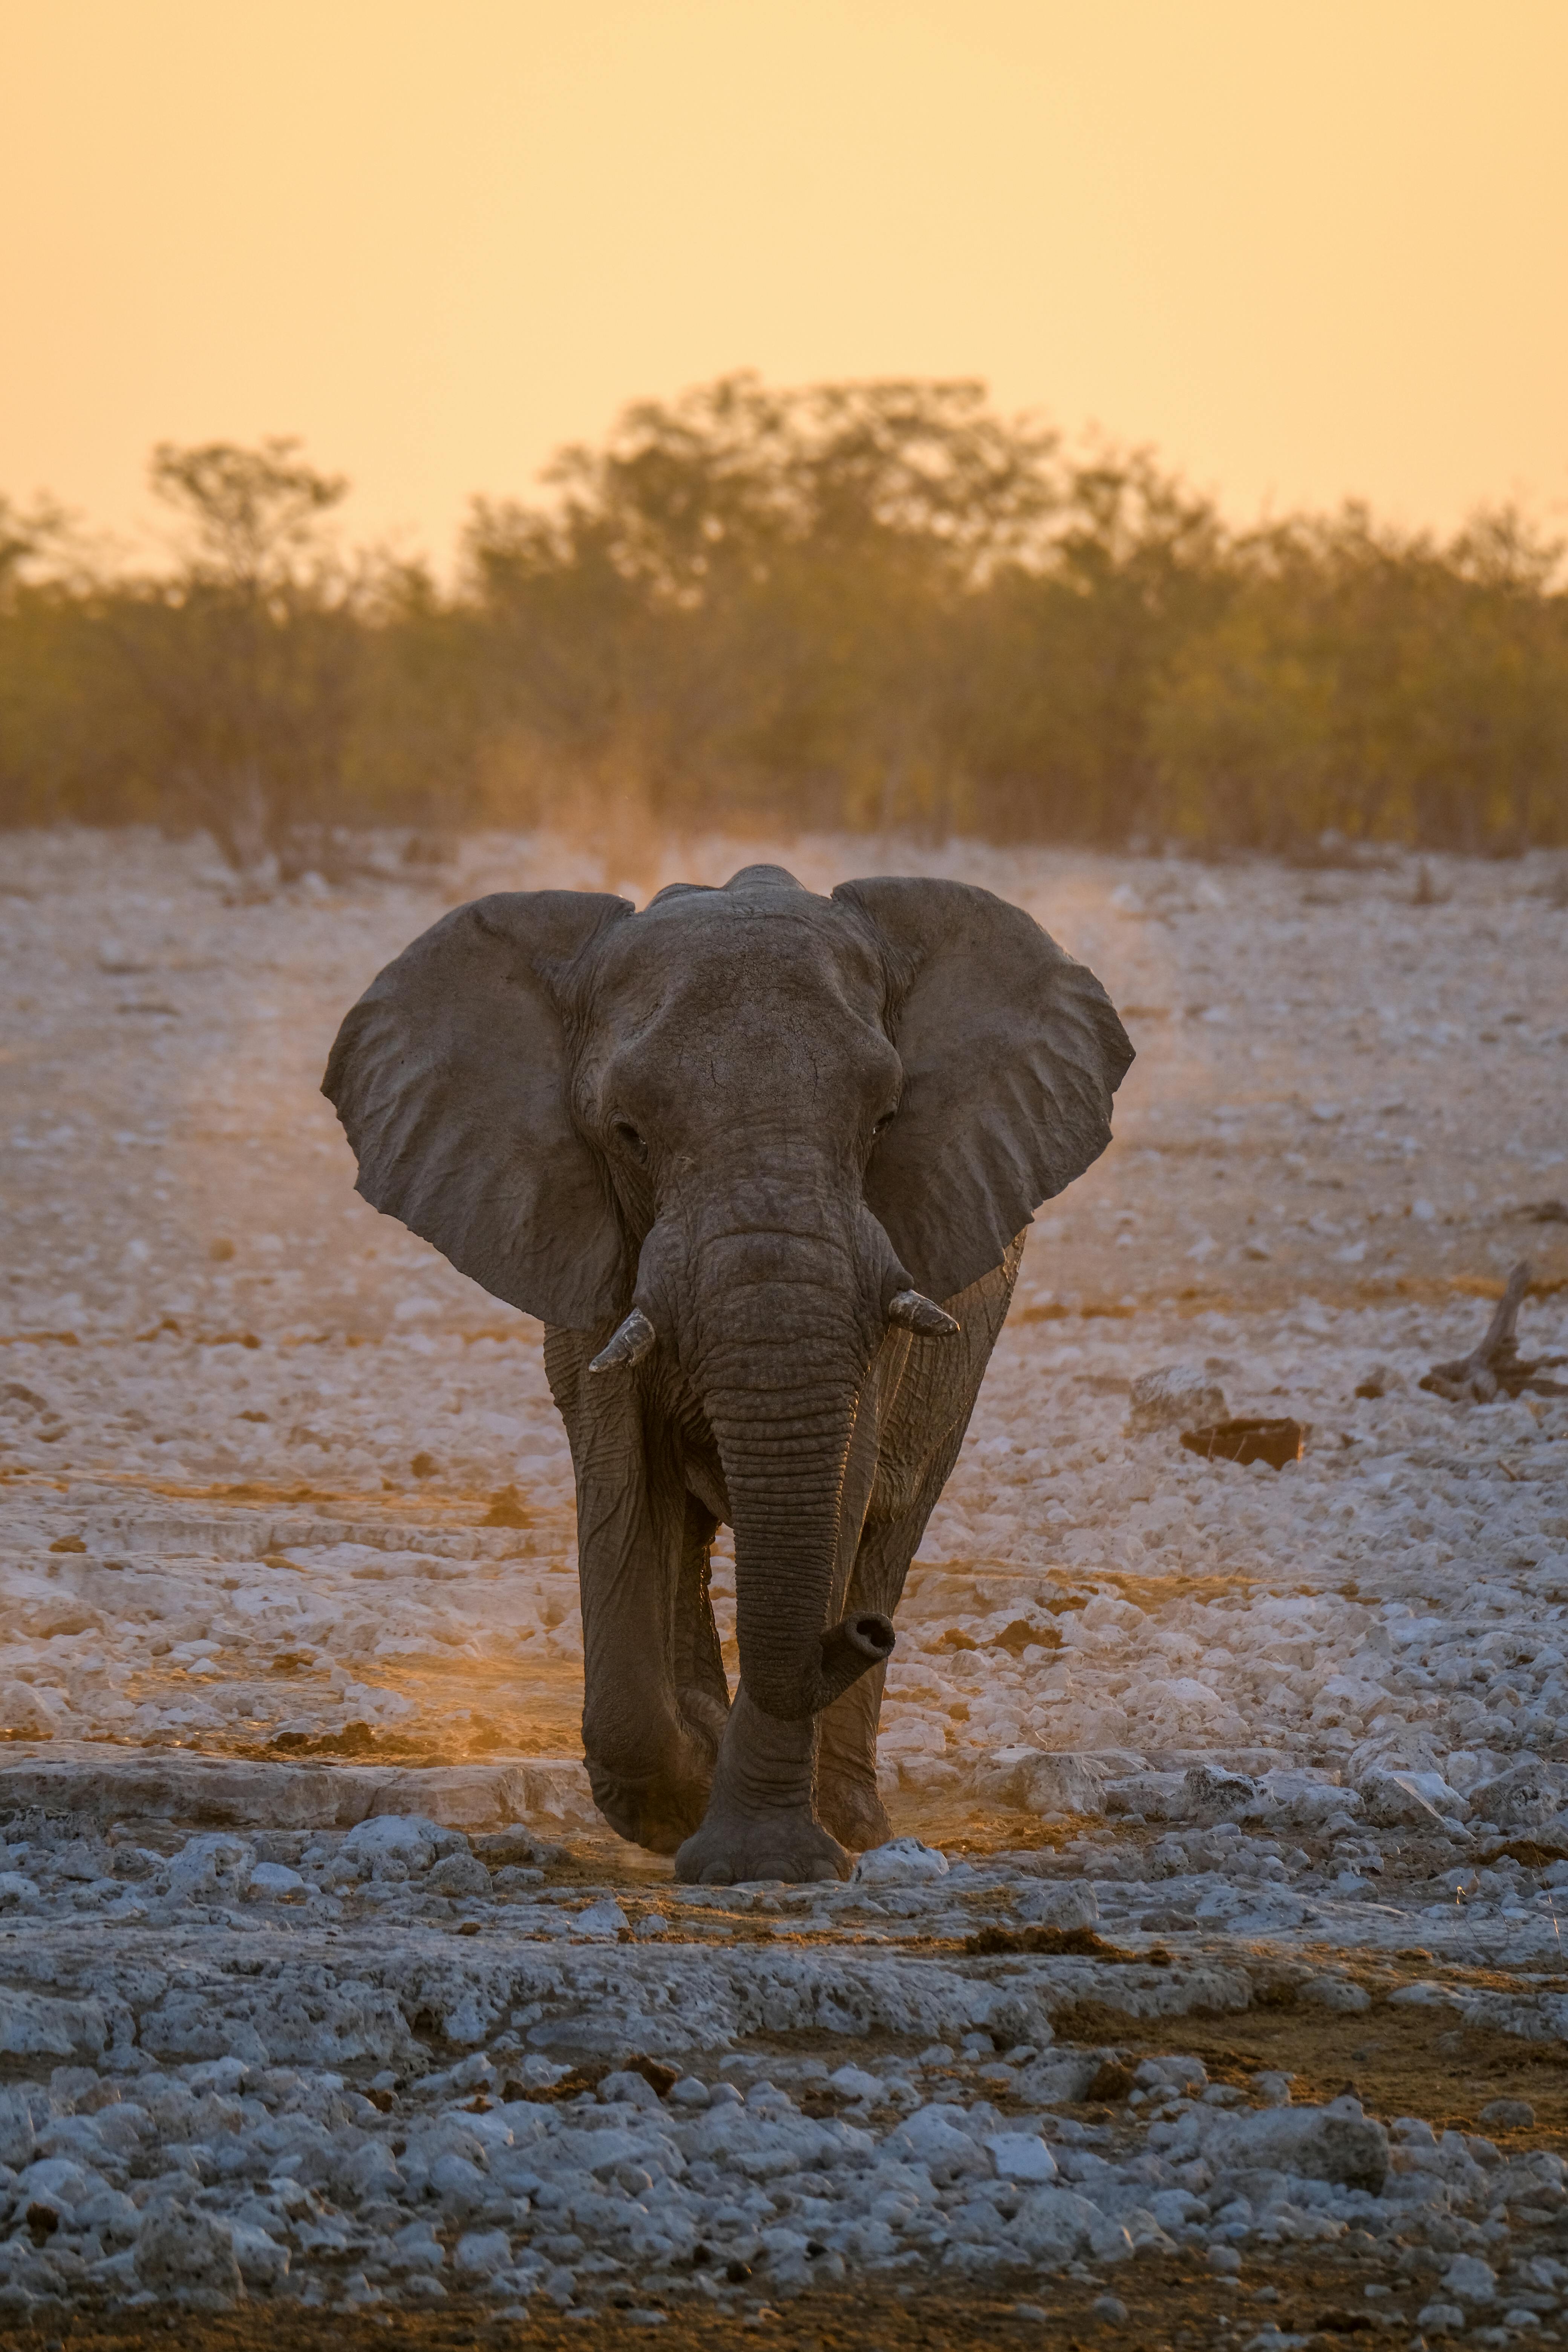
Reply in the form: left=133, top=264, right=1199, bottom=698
left=3, top=376, right=1566, bottom=869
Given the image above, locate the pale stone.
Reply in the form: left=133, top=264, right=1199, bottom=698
left=987, top=2131, right=1058, bottom=2184
left=852, top=1838, right=949, bottom=1886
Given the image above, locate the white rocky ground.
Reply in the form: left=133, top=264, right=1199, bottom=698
left=1, top=824, right=1566, bottom=2330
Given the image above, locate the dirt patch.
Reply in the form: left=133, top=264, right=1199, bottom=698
left=1050, top=1994, right=1568, bottom=2147
left=32, top=2236, right=1568, bottom=2352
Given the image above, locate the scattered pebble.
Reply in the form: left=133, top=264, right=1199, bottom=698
left=2, top=827, right=1566, bottom=2320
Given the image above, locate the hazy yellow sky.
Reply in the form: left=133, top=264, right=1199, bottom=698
left=5, top=0, right=1566, bottom=563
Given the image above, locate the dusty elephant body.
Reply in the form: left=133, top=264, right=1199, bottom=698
left=323, top=866, right=1132, bottom=1882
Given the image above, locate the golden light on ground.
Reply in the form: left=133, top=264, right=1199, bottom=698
left=4, top=0, right=1566, bottom=559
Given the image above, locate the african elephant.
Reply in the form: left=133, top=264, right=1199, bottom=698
left=323, top=865, right=1132, bottom=1883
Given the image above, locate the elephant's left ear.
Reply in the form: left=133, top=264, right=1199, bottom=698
left=322, top=890, right=634, bottom=1328
left=833, top=877, right=1134, bottom=1302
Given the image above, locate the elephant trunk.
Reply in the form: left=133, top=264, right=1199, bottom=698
left=693, top=1239, right=892, bottom=1722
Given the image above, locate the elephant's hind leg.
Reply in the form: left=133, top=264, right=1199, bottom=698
left=672, top=1494, right=730, bottom=1756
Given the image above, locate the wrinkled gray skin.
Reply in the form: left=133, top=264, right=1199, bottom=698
left=323, top=867, right=1132, bottom=1882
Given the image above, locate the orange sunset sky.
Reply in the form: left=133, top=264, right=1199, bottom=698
left=4, top=0, right=1566, bottom=564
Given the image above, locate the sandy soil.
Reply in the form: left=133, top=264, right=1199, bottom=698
left=2, top=823, right=1567, bottom=2336
left=3, top=826, right=1565, bottom=1775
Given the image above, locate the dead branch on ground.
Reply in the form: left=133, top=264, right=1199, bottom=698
left=1420, top=1261, right=1568, bottom=1403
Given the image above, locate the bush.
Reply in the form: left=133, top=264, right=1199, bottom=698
left=4, top=389, right=1566, bottom=859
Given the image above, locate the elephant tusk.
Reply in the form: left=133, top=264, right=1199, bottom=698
left=887, top=1289, right=960, bottom=1339
left=588, top=1307, right=658, bottom=1374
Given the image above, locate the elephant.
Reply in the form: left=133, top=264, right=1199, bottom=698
left=322, top=864, right=1132, bottom=1883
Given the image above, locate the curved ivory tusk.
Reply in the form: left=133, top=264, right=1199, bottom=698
left=588, top=1307, right=657, bottom=1374
left=887, top=1289, right=960, bottom=1339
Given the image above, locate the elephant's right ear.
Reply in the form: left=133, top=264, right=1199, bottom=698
left=322, top=890, right=633, bottom=1329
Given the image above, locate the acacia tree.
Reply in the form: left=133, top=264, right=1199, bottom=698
left=463, top=373, right=1061, bottom=834
left=1149, top=504, right=1568, bottom=853
left=5, top=383, right=1566, bottom=856
left=0, top=496, right=155, bottom=828
left=956, top=446, right=1229, bottom=841
left=113, top=438, right=361, bottom=871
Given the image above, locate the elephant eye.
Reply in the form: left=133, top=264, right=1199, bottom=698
left=612, top=1119, right=648, bottom=1163
left=873, top=1107, right=898, bottom=1135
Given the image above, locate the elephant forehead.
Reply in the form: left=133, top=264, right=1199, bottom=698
left=588, top=892, right=886, bottom=1028
left=580, top=907, right=897, bottom=1132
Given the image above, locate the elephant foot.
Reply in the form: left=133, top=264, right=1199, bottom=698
left=675, top=1684, right=847, bottom=1882
left=816, top=1769, right=892, bottom=1854
left=585, top=1757, right=711, bottom=1856
left=674, top=1804, right=849, bottom=1886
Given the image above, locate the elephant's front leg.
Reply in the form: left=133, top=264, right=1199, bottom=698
left=672, top=1363, right=884, bottom=1885
left=673, top=1693, right=848, bottom=1884
left=816, top=1663, right=892, bottom=1853
left=816, top=1509, right=919, bottom=1851
left=818, top=1244, right=1027, bottom=1852
left=545, top=1330, right=717, bottom=1855
left=579, top=1580, right=718, bottom=1857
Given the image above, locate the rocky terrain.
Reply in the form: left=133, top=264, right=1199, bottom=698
left=1, top=823, right=1566, bottom=2340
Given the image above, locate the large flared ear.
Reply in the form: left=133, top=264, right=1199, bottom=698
left=322, top=891, right=633, bottom=1329
left=833, top=877, right=1134, bottom=1303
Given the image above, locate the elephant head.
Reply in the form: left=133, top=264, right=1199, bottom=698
left=322, top=866, right=1132, bottom=1723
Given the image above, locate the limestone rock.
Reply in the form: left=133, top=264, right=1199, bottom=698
left=988, top=2131, right=1058, bottom=2184
left=1024, top=1753, right=1110, bottom=1818
left=975, top=1746, right=1110, bottom=1816
left=885, top=2102, right=991, bottom=2183
left=166, top=1832, right=254, bottom=1905
left=852, top=1838, right=949, bottom=1887
left=1467, top=1760, right=1568, bottom=1831
left=1300, top=1975, right=1372, bottom=2014
left=427, top=1851, right=491, bottom=1899
left=134, top=2208, right=244, bottom=2307
left=1250, top=1769, right=1361, bottom=1830
left=1359, top=1769, right=1452, bottom=1830
left=1016, top=1880, right=1099, bottom=1932
left=228, top=2222, right=289, bottom=2291
left=1014, top=2051, right=1104, bottom=2104
left=0, top=2085, right=38, bottom=2168
left=455, top=2228, right=513, bottom=2278
left=1106, top=1766, right=1257, bottom=1823
left=1182, top=1764, right=1259, bottom=1821
left=0, top=1986, right=107, bottom=2062
left=0, top=1752, right=600, bottom=1838
left=341, top=1811, right=466, bottom=1876
left=248, top=1860, right=306, bottom=1899
left=1127, top=1365, right=1228, bottom=1433
left=1203, top=2096, right=1389, bottom=2193
left=1442, top=2255, right=1498, bottom=2306
left=1011, top=2185, right=1133, bottom=2264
